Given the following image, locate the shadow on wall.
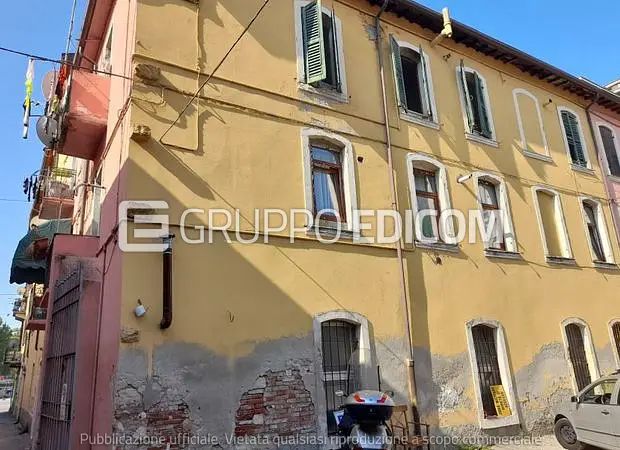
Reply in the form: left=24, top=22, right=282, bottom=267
left=100, top=157, right=410, bottom=449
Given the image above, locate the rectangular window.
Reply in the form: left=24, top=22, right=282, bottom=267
left=311, top=144, right=345, bottom=222
left=100, top=26, right=113, bottom=74
left=583, top=203, right=606, bottom=262
left=321, top=321, right=358, bottom=435
left=560, top=110, right=587, bottom=167
left=612, top=322, right=620, bottom=364
left=301, top=0, right=340, bottom=91
left=471, top=325, right=503, bottom=418
left=600, top=126, right=620, bottom=177
left=390, top=38, right=434, bottom=121
left=413, top=168, right=440, bottom=240
left=459, top=63, right=492, bottom=139
left=478, top=180, right=505, bottom=250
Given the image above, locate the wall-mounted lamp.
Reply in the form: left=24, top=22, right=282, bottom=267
left=457, top=173, right=472, bottom=184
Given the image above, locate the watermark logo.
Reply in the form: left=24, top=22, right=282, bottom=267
left=118, top=201, right=508, bottom=252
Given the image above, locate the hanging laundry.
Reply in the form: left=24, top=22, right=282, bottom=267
left=22, top=58, right=35, bottom=139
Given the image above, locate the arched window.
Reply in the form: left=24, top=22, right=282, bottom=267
left=301, top=128, right=358, bottom=235
left=407, top=153, right=456, bottom=246
left=558, top=107, right=590, bottom=170
left=532, top=186, right=573, bottom=262
left=295, top=0, right=348, bottom=102
left=313, top=311, right=372, bottom=438
left=466, top=319, right=519, bottom=429
left=579, top=197, right=614, bottom=264
left=389, top=38, right=438, bottom=128
left=597, top=124, right=620, bottom=177
left=609, top=319, right=620, bottom=368
left=456, top=64, right=497, bottom=146
left=472, top=173, right=517, bottom=254
left=513, top=89, right=549, bottom=159
left=561, top=318, right=600, bottom=393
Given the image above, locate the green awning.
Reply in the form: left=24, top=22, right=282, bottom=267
left=10, top=219, right=72, bottom=284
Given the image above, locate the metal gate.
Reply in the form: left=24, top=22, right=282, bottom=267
left=565, top=324, right=591, bottom=391
left=612, top=322, right=620, bottom=365
left=39, top=268, right=82, bottom=450
left=471, top=324, right=502, bottom=418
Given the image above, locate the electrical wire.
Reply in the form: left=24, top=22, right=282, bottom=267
left=159, top=0, right=272, bottom=144
left=0, top=46, right=133, bottom=80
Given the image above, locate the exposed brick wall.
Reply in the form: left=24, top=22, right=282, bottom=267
left=144, top=403, right=191, bottom=449
left=234, top=369, right=316, bottom=437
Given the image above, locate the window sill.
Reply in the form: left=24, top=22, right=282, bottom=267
left=298, top=83, right=348, bottom=104
left=546, top=256, right=577, bottom=266
left=400, top=111, right=440, bottom=130
left=484, top=249, right=522, bottom=260
left=570, top=164, right=595, bottom=175
left=415, top=240, right=459, bottom=253
left=465, top=133, right=499, bottom=148
left=480, top=414, right=520, bottom=430
left=593, top=261, right=618, bottom=270
left=522, top=150, right=553, bottom=163
left=306, top=225, right=359, bottom=241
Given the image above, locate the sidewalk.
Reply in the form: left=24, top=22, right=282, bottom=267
left=0, top=399, right=30, bottom=450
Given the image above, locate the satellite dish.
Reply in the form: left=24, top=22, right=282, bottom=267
left=36, top=116, right=59, bottom=147
left=41, top=70, right=58, bottom=100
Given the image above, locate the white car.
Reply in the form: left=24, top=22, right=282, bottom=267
left=554, top=371, right=620, bottom=450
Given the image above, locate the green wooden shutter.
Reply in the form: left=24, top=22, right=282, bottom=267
left=330, top=5, right=341, bottom=89
left=460, top=60, right=474, bottom=132
left=390, top=35, right=406, bottom=109
left=474, top=73, right=492, bottom=138
left=561, top=111, right=586, bottom=166
left=418, top=45, right=432, bottom=119
left=301, top=0, right=326, bottom=84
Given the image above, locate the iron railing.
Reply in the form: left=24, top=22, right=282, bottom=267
left=566, top=324, right=592, bottom=391
left=38, top=167, right=76, bottom=201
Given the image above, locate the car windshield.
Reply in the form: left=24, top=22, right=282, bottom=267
left=581, top=379, right=617, bottom=405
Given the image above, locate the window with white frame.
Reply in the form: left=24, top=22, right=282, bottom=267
left=313, top=311, right=372, bottom=440
left=301, top=129, right=358, bottom=233
left=473, top=173, right=517, bottom=253
left=609, top=319, right=620, bottom=368
left=99, top=25, right=113, bottom=74
left=389, top=37, right=437, bottom=127
left=558, top=107, right=590, bottom=169
left=532, top=187, right=573, bottom=261
left=407, top=153, right=455, bottom=244
left=561, top=318, right=600, bottom=393
left=457, top=62, right=496, bottom=143
left=513, top=89, right=549, bottom=158
left=295, top=0, right=347, bottom=100
left=466, top=320, right=519, bottom=429
left=579, top=198, right=614, bottom=264
left=598, top=125, right=620, bottom=177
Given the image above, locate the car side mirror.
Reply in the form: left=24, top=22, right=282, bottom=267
left=570, top=395, right=579, bottom=403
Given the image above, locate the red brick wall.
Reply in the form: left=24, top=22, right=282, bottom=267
left=234, top=369, right=316, bottom=437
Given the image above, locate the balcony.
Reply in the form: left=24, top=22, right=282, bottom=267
left=59, top=71, right=110, bottom=160
left=12, top=299, right=26, bottom=322
left=3, top=349, right=21, bottom=368
left=38, top=167, right=76, bottom=220
left=26, top=306, right=48, bottom=331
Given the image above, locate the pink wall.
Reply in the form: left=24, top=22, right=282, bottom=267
left=590, top=106, right=620, bottom=245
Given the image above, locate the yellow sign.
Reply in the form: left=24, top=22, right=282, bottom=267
left=490, top=385, right=512, bottom=417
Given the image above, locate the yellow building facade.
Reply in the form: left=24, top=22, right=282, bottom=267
left=33, top=0, right=620, bottom=445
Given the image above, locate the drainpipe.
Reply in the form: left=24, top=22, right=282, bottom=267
left=160, top=234, right=175, bottom=329
left=374, top=0, right=419, bottom=418
left=77, top=163, right=90, bottom=235
left=585, top=95, right=620, bottom=244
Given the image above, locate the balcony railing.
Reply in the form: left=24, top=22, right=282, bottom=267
left=12, top=299, right=26, bottom=321
left=3, top=349, right=21, bottom=368
left=37, top=167, right=76, bottom=220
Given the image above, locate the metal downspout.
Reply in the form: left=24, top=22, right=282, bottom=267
left=585, top=95, right=620, bottom=244
left=374, top=0, right=418, bottom=415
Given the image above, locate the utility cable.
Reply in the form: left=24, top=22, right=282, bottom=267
left=159, top=0, right=272, bottom=145
left=0, top=46, right=133, bottom=80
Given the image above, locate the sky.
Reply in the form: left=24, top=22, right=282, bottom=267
left=0, top=0, right=618, bottom=329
